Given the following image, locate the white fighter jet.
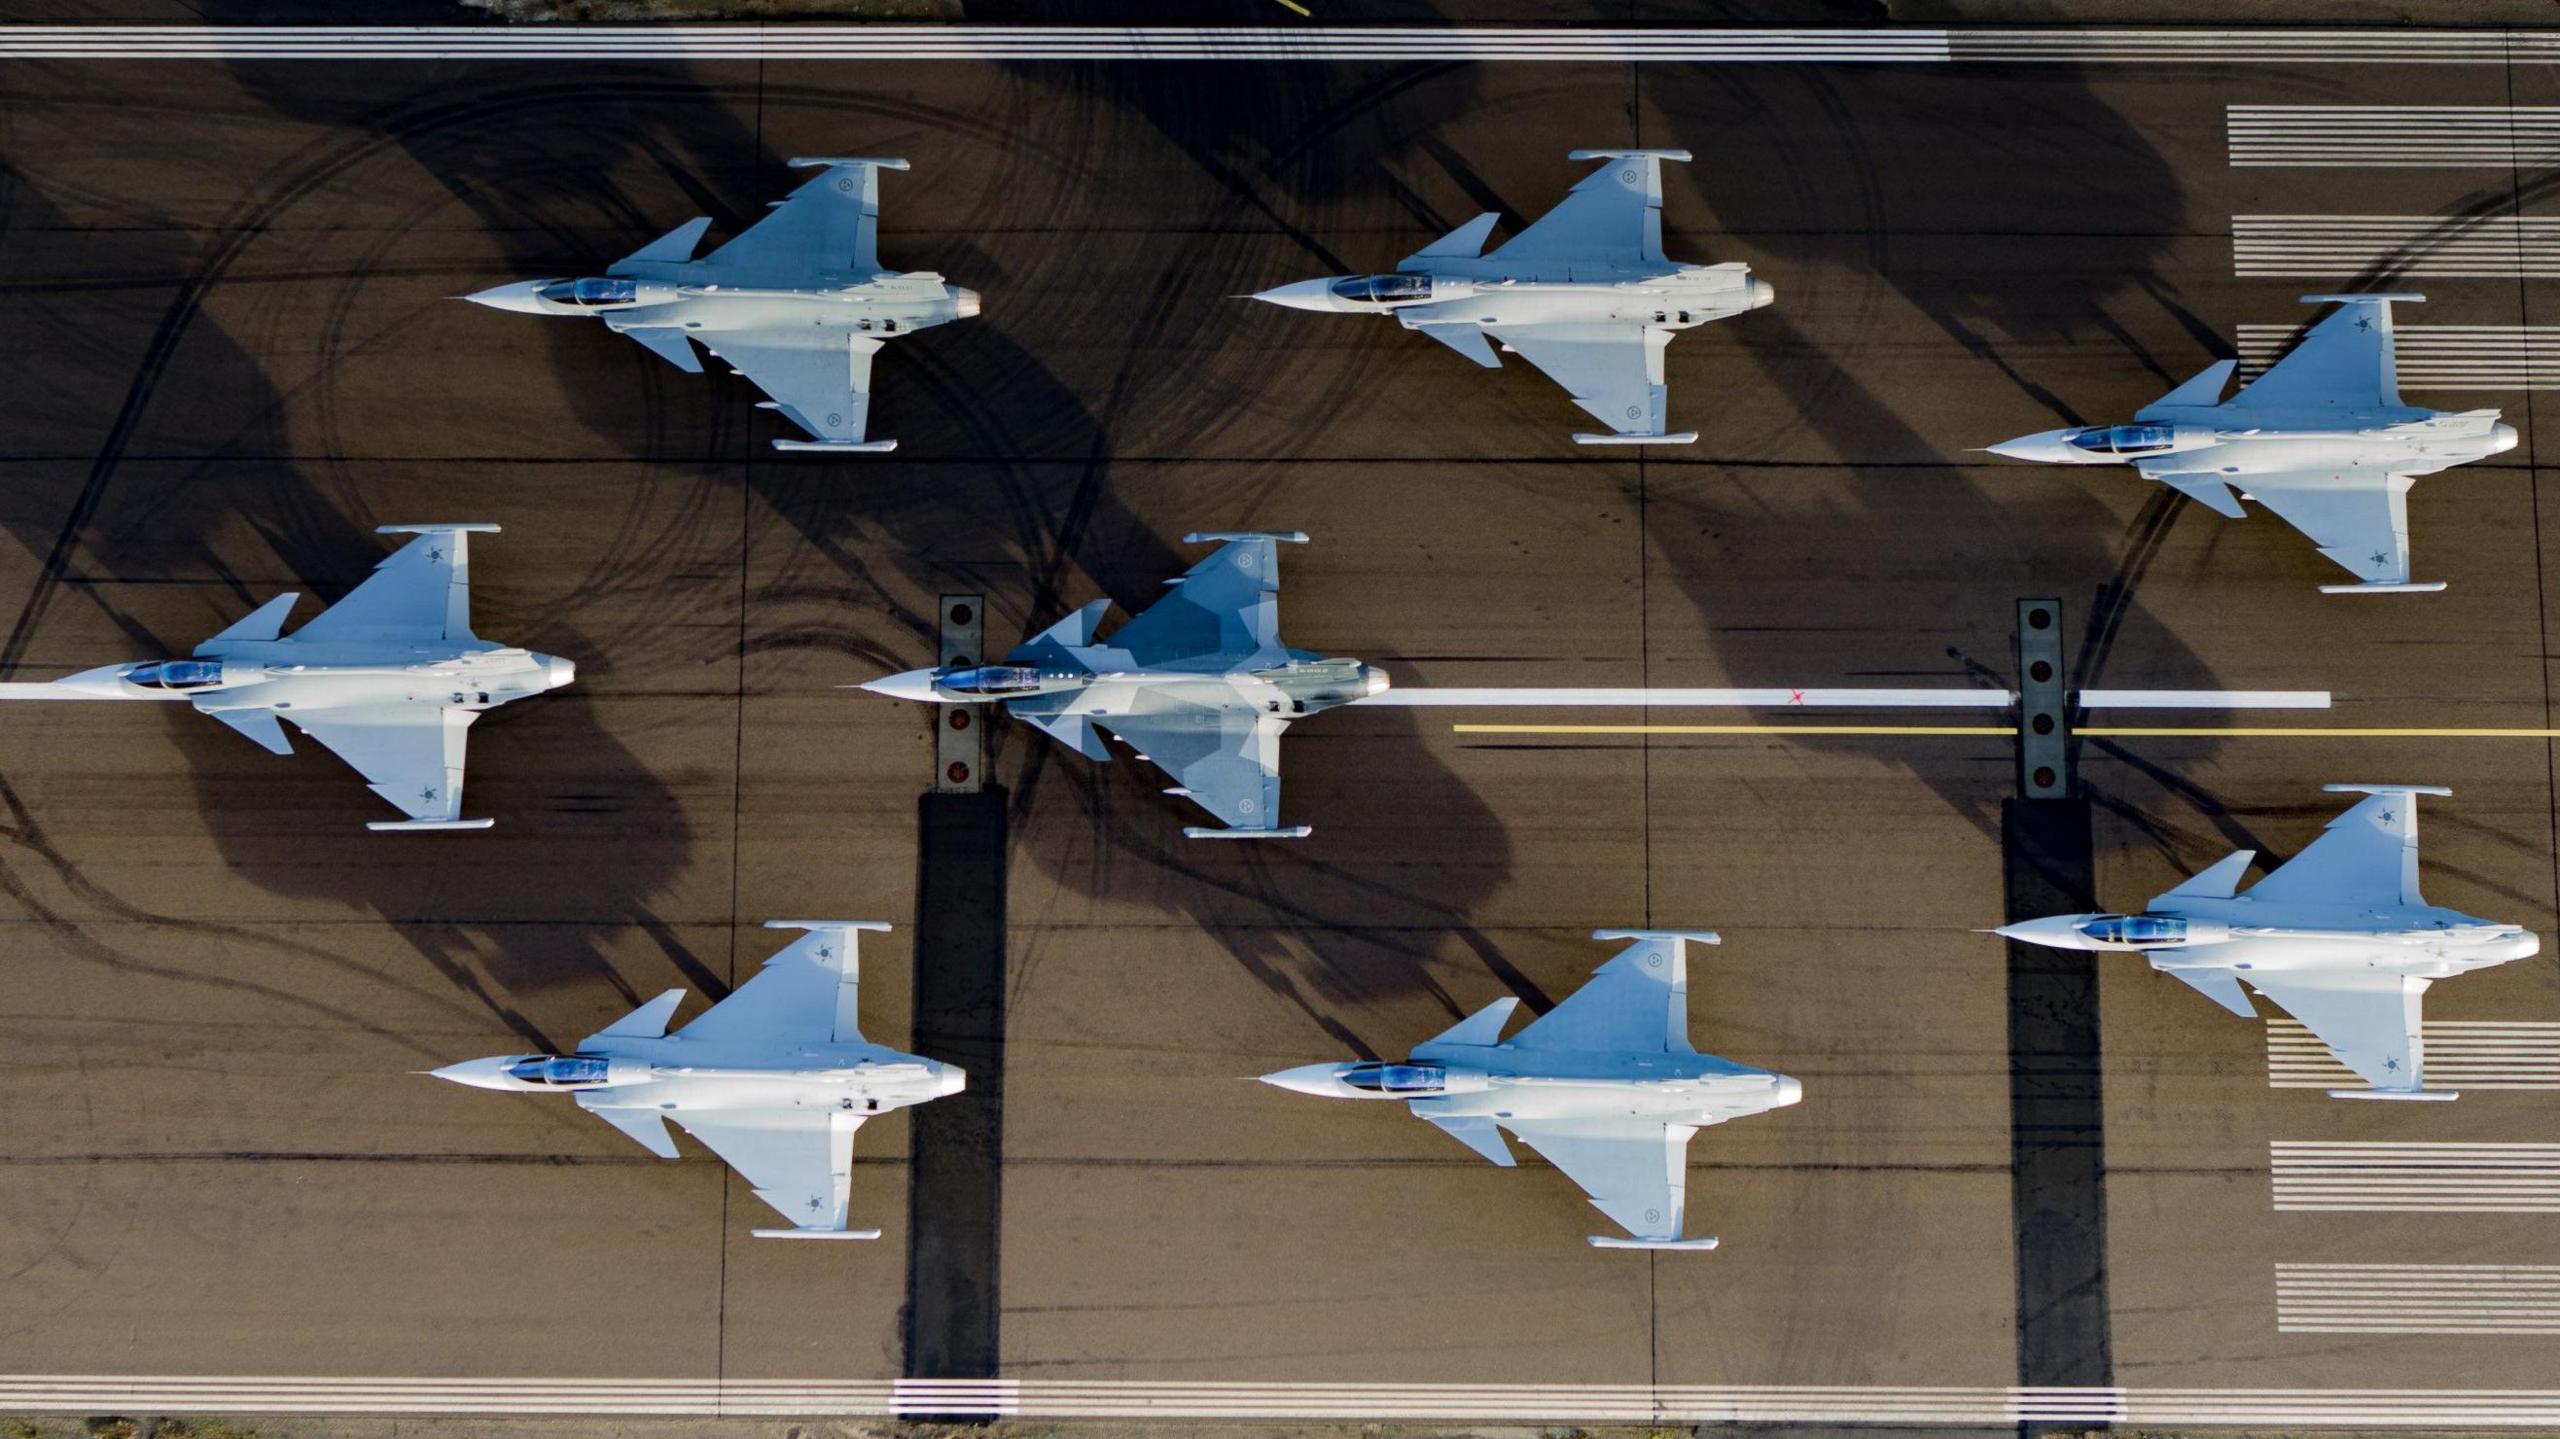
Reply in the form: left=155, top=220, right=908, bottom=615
left=860, top=532, right=1385, bottom=838
left=1251, top=149, right=1773, bottom=445
left=433, top=921, right=963, bottom=1240
left=0, top=525, right=571, bottom=830
left=1263, top=931, right=1801, bottom=1249
left=1998, top=785, right=2540, bottom=1100
left=1986, top=294, right=2517, bottom=593
left=467, top=157, right=980, bottom=453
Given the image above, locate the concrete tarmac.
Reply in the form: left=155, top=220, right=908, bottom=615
left=0, top=34, right=2552, bottom=1408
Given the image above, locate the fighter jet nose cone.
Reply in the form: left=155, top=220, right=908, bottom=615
left=1251, top=279, right=1339, bottom=312
left=1747, top=276, right=1777, bottom=309
left=951, top=287, right=983, bottom=320
left=1994, top=916, right=2093, bottom=949
left=1985, top=430, right=2080, bottom=463
left=1259, top=1062, right=1350, bottom=1097
left=1362, top=664, right=1392, bottom=699
left=936, top=1062, right=968, bottom=1097
left=428, top=1057, right=523, bottom=1091
left=1772, top=1075, right=1803, bottom=1108
left=2494, top=421, right=2521, bottom=453
left=857, top=668, right=941, bottom=703
left=463, top=280, right=553, bottom=314
left=544, top=655, right=577, bottom=690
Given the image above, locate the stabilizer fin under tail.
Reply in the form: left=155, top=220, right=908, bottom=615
left=199, top=593, right=301, bottom=650
left=617, top=325, right=705, bottom=374
left=614, top=216, right=713, bottom=270
left=1414, top=997, right=1521, bottom=1054
left=2157, top=849, right=2256, bottom=903
left=589, top=989, right=687, bottom=1044
left=1400, top=212, right=1501, bottom=269
left=1022, top=711, right=1110, bottom=761
left=210, top=709, right=294, bottom=756
left=2164, top=966, right=2260, bottom=1019
left=1416, top=323, right=1502, bottom=368
left=1426, top=1115, right=1517, bottom=1168
left=2136, top=358, right=2238, bottom=417
left=2158, top=472, right=2248, bottom=519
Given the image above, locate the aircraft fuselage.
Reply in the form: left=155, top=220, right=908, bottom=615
left=2008, top=906, right=2539, bottom=982
left=1262, top=263, right=1772, bottom=333
left=480, top=275, right=979, bottom=341
left=1268, top=1051, right=1802, bottom=1129
left=1999, top=409, right=2517, bottom=480
left=15, top=646, right=572, bottom=716
left=435, top=1044, right=964, bottom=1118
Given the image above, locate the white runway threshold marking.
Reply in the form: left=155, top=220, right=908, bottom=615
left=2269, top=1021, right=2560, bottom=1090
left=2239, top=324, right=2560, bottom=390
left=2234, top=215, right=2560, bottom=278
left=2277, top=1264, right=2560, bottom=1336
left=2228, top=105, right=2560, bottom=167
left=0, top=26, right=2551, bottom=63
left=12, top=1378, right=2560, bottom=1424
left=2271, top=1142, right=2560, bottom=1213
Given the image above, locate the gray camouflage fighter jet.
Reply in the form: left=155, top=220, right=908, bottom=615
left=433, top=921, right=961, bottom=1239
left=859, top=532, right=1384, bottom=838
left=1986, top=294, right=2516, bottom=593
left=466, top=157, right=979, bottom=453
left=1251, top=149, right=1773, bottom=445
left=1263, top=931, right=1800, bottom=1250
left=0, top=525, right=571, bottom=830
left=1998, top=785, right=2540, bottom=1101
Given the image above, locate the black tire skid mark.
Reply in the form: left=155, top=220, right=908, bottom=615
left=0, top=74, right=770, bottom=673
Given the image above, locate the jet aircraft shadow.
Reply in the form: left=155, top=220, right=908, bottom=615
left=1651, top=61, right=2242, bottom=842
left=0, top=111, right=696, bottom=1055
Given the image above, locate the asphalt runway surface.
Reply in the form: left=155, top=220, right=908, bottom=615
left=0, top=27, right=2557, bottom=1420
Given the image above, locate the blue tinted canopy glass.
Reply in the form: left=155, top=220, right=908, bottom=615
left=506, top=1056, right=611, bottom=1085
left=1328, top=274, right=1432, bottom=304
left=1341, top=1062, right=1448, bottom=1094
left=2080, top=914, right=2188, bottom=945
left=127, top=660, right=223, bottom=690
left=940, top=665, right=1044, bottom=696
left=2069, top=424, right=2176, bottom=455
left=537, top=278, right=638, bottom=307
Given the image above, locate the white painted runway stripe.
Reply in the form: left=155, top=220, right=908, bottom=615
left=1357, top=688, right=2325, bottom=709
left=0, top=27, right=2548, bottom=64
left=11, top=1378, right=2560, bottom=1424
left=2235, top=215, right=2560, bottom=279
left=2272, top=1142, right=2560, bottom=1212
left=2228, top=106, right=2560, bottom=167
left=2238, top=325, right=2560, bottom=391
left=2278, top=1264, right=2560, bottom=1335
left=2268, top=1021, right=2560, bottom=1089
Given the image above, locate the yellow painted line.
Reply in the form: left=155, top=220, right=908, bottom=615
left=1455, top=724, right=2007, bottom=736
left=1273, top=0, right=1312, bottom=14
left=1455, top=724, right=2560, bottom=739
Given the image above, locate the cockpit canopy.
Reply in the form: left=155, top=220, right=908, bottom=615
left=939, top=664, right=1045, bottom=696
left=2079, top=913, right=2188, bottom=945
left=1328, top=274, right=1433, bottom=304
left=127, top=660, right=223, bottom=690
left=536, top=278, right=638, bottom=308
left=1340, top=1062, right=1448, bottom=1094
left=2068, top=423, right=2177, bottom=456
left=505, top=1056, right=611, bottom=1086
